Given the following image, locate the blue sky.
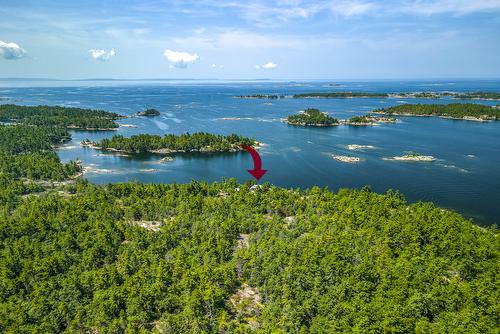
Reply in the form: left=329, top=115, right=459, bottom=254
left=1, top=0, right=500, bottom=79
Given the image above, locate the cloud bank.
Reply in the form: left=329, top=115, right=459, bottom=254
left=164, top=49, right=199, bottom=68
left=256, top=61, right=278, bottom=69
left=89, top=48, right=116, bottom=61
left=0, top=40, right=27, bottom=60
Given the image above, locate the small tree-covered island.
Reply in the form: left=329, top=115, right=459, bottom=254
left=82, top=132, right=257, bottom=154
left=0, top=104, right=124, bottom=130
left=136, top=108, right=161, bottom=117
left=287, top=108, right=339, bottom=126
left=287, top=109, right=396, bottom=127
left=374, top=103, right=500, bottom=121
left=345, top=115, right=397, bottom=126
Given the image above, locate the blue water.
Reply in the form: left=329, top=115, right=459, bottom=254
left=1, top=79, right=500, bottom=225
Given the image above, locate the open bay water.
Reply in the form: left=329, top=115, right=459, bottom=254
left=1, top=79, right=500, bottom=225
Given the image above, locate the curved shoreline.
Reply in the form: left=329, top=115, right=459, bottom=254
left=383, top=155, right=437, bottom=162
left=81, top=140, right=263, bottom=155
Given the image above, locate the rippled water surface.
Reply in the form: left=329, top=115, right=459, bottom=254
left=1, top=79, right=499, bottom=225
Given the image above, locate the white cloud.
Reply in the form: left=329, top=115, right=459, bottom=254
left=163, top=49, right=199, bottom=68
left=260, top=62, right=278, bottom=69
left=211, top=63, right=223, bottom=69
left=0, top=40, right=27, bottom=60
left=89, top=48, right=116, bottom=61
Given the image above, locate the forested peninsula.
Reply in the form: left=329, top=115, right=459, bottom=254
left=83, top=133, right=256, bottom=154
left=373, top=103, right=500, bottom=121
left=0, top=104, right=123, bottom=130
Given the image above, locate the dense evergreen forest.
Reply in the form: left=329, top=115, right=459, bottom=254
left=346, top=115, right=373, bottom=125
left=0, top=104, right=123, bottom=129
left=455, top=92, right=500, bottom=100
left=87, top=133, right=256, bottom=154
left=0, top=180, right=498, bottom=333
left=374, top=103, right=500, bottom=120
left=0, top=104, right=498, bottom=333
left=287, top=108, right=339, bottom=126
left=0, top=125, right=80, bottom=182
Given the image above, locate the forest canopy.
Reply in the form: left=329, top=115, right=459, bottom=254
left=87, top=132, right=256, bottom=154
left=0, top=104, right=123, bottom=129
left=374, top=103, right=500, bottom=120
left=287, top=108, right=339, bottom=126
left=0, top=181, right=498, bottom=333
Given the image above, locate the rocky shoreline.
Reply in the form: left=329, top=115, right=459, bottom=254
left=330, top=155, right=362, bottom=163
left=347, top=144, right=375, bottom=150
left=374, top=111, right=495, bottom=121
left=67, top=125, right=119, bottom=131
left=81, top=140, right=263, bottom=155
left=383, top=154, right=436, bottom=162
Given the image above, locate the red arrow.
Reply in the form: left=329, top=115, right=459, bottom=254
left=241, top=144, right=267, bottom=180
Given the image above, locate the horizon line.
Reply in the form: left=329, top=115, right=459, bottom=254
left=1, top=77, right=500, bottom=82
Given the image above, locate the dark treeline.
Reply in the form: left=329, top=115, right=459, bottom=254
left=90, top=132, right=256, bottom=153
left=236, top=94, right=285, bottom=99
left=291, top=91, right=500, bottom=100
left=0, top=125, right=70, bottom=154
left=347, top=115, right=373, bottom=124
left=0, top=125, right=80, bottom=195
left=136, top=108, right=160, bottom=117
left=374, top=103, right=500, bottom=120
left=287, top=108, right=339, bottom=126
left=456, top=92, right=500, bottom=100
left=0, top=181, right=497, bottom=333
left=294, top=92, right=389, bottom=98
left=0, top=104, right=123, bottom=129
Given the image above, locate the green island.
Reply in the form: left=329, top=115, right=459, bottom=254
left=83, top=132, right=256, bottom=154
left=293, top=92, right=389, bottom=98
left=287, top=108, right=339, bottom=126
left=0, top=104, right=123, bottom=130
left=454, top=92, right=500, bottom=100
left=373, top=103, right=500, bottom=121
left=136, top=108, right=161, bottom=117
left=289, top=91, right=500, bottom=101
left=345, top=115, right=373, bottom=125
left=345, top=115, right=397, bottom=126
left=390, top=92, right=456, bottom=99
left=0, top=106, right=498, bottom=333
left=235, top=94, right=285, bottom=99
